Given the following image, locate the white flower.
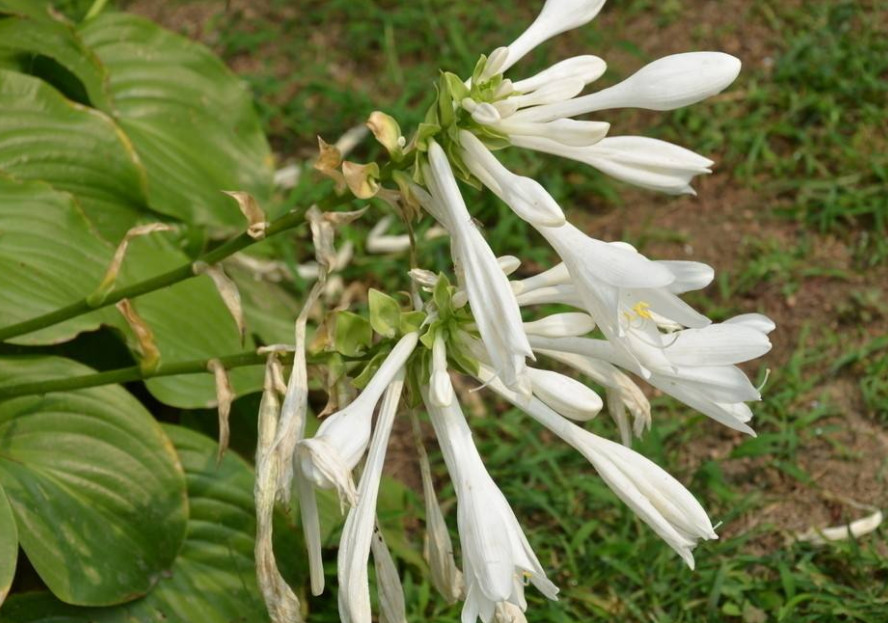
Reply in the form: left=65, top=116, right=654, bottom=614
left=511, top=55, right=607, bottom=93
left=497, top=255, right=522, bottom=275
left=527, top=367, right=603, bottom=421
left=491, top=117, right=611, bottom=147
left=480, top=366, right=717, bottom=568
left=511, top=135, right=714, bottom=195
left=510, top=52, right=742, bottom=120
left=297, top=332, right=418, bottom=504
left=371, top=530, right=408, bottom=623
left=523, top=312, right=596, bottom=338
left=528, top=316, right=772, bottom=434
left=459, top=130, right=566, bottom=227
left=418, top=432, right=465, bottom=604
left=418, top=141, right=534, bottom=393
left=430, top=331, right=455, bottom=407
left=424, top=389, right=558, bottom=622
left=367, top=215, right=411, bottom=253
left=534, top=347, right=650, bottom=444
left=495, top=0, right=608, bottom=74
left=495, top=602, right=528, bottom=623
left=535, top=224, right=675, bottom=343
left=338, top=371, right=407, bottom=623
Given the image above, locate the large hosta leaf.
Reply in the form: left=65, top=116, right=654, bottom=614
left=0, top=356, right=188, bottom=606
left=116, top=235, right=263, bottom=408
left=78, top=13, right=274, bottom=230
left=0, top=174, right=262, bottom=402
left=0, top=16, right=111, bottom=110
left=0, top=485, right=16, bottom=608
left=0, top=176, right=118, bottom=345
left=0, top=70, right=148, bottom=241
left=0, top=426, right=278, bottom=622
left=228, top=264, right=302, bottom=346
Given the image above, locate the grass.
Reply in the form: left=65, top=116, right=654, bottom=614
left=119, top=0, right=888, bottom=620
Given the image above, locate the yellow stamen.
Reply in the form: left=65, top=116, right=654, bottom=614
left=632, top=301, right=653, bottom=320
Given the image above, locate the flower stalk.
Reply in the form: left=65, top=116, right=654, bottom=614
left=0, top=193, right=353, bottom=343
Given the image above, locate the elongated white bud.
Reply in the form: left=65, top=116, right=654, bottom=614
left=497, top=255, right=521, bottom=275
left=528, top=367, right=603, bottom=421
left=500, top=0, right=608, bottom=73
left=496, top=118, right=610, bottom=147
left=460, top=130, right=566, bottom=227
left=567, top=52, right=741, bottom=113
left=655, top=260, right=715, bottom=294
left=513, top=135, right=713, bottom=195
left=723, top=313, right=776, bottom=334
left=512, top=55, right=607, bottom=93
left=430, top=332, right=454, bottom=407
left=523, top=312, right=596, bottom=337
left=507, top=77, right=586, bottom=111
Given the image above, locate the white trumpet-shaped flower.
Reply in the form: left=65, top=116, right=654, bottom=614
left=480, top=365, right=717, bottom=568
left=297, top=332, right=418, bottom=504
left=424, top=389, right=559, bottom=622
left=418, top=141, right=534, bottom=393
left=535, top=224, right=674, bottom=343
left=496, top=0, right=608, bottom=74
left=528, top=316, right=773, bottom=434
left=512, top=135, right=714, bottom=195
left=459, top=130, right=566, bottom=227
left=338, top=371, right=406, bottom=623
left=511, top=52, right=742, bottom=121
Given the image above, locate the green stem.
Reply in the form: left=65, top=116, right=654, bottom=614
left=83, top=0, right=110, bottom=20
left=0, top=351, right=293, bottom=401
left=0, top=194, right=352, bottom=343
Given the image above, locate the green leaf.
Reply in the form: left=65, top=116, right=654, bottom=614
left=0, top=1, right=93, bottom=21
left=0, top=16, right=111, bottom=109
left=0, top=69, right=148, bottom=241
left=334, top=311, right=373, bottom=357
left=368, top=288, right=401, bottom=338
left=352, top=350, right=387, bottom=390
left=0, top=356, right=188, bottom=606
left=0, top=485, right=16, bottom=608
left=0, top=425, right=276, bottom=622
left=115, top=235, right=263, bottom=408
left=77, top=13, right=274, bottom=229
left=228, top=264, right=302, bottom=346
left=0, top=175, right=118, bottom=345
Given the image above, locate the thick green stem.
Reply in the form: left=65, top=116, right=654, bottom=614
left=0, top=351, right=295, bottom=400
left=0, top=194, right=351, bottom=343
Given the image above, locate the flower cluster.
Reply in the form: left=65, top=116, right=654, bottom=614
left=274, top=1, right=773, bottom=622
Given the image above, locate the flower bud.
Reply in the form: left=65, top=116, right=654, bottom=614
left=342, top=161, right=380, bottom=199
left=527, top=367, right=603, bottom=421
left=367, top=111, right=405, bottom=160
